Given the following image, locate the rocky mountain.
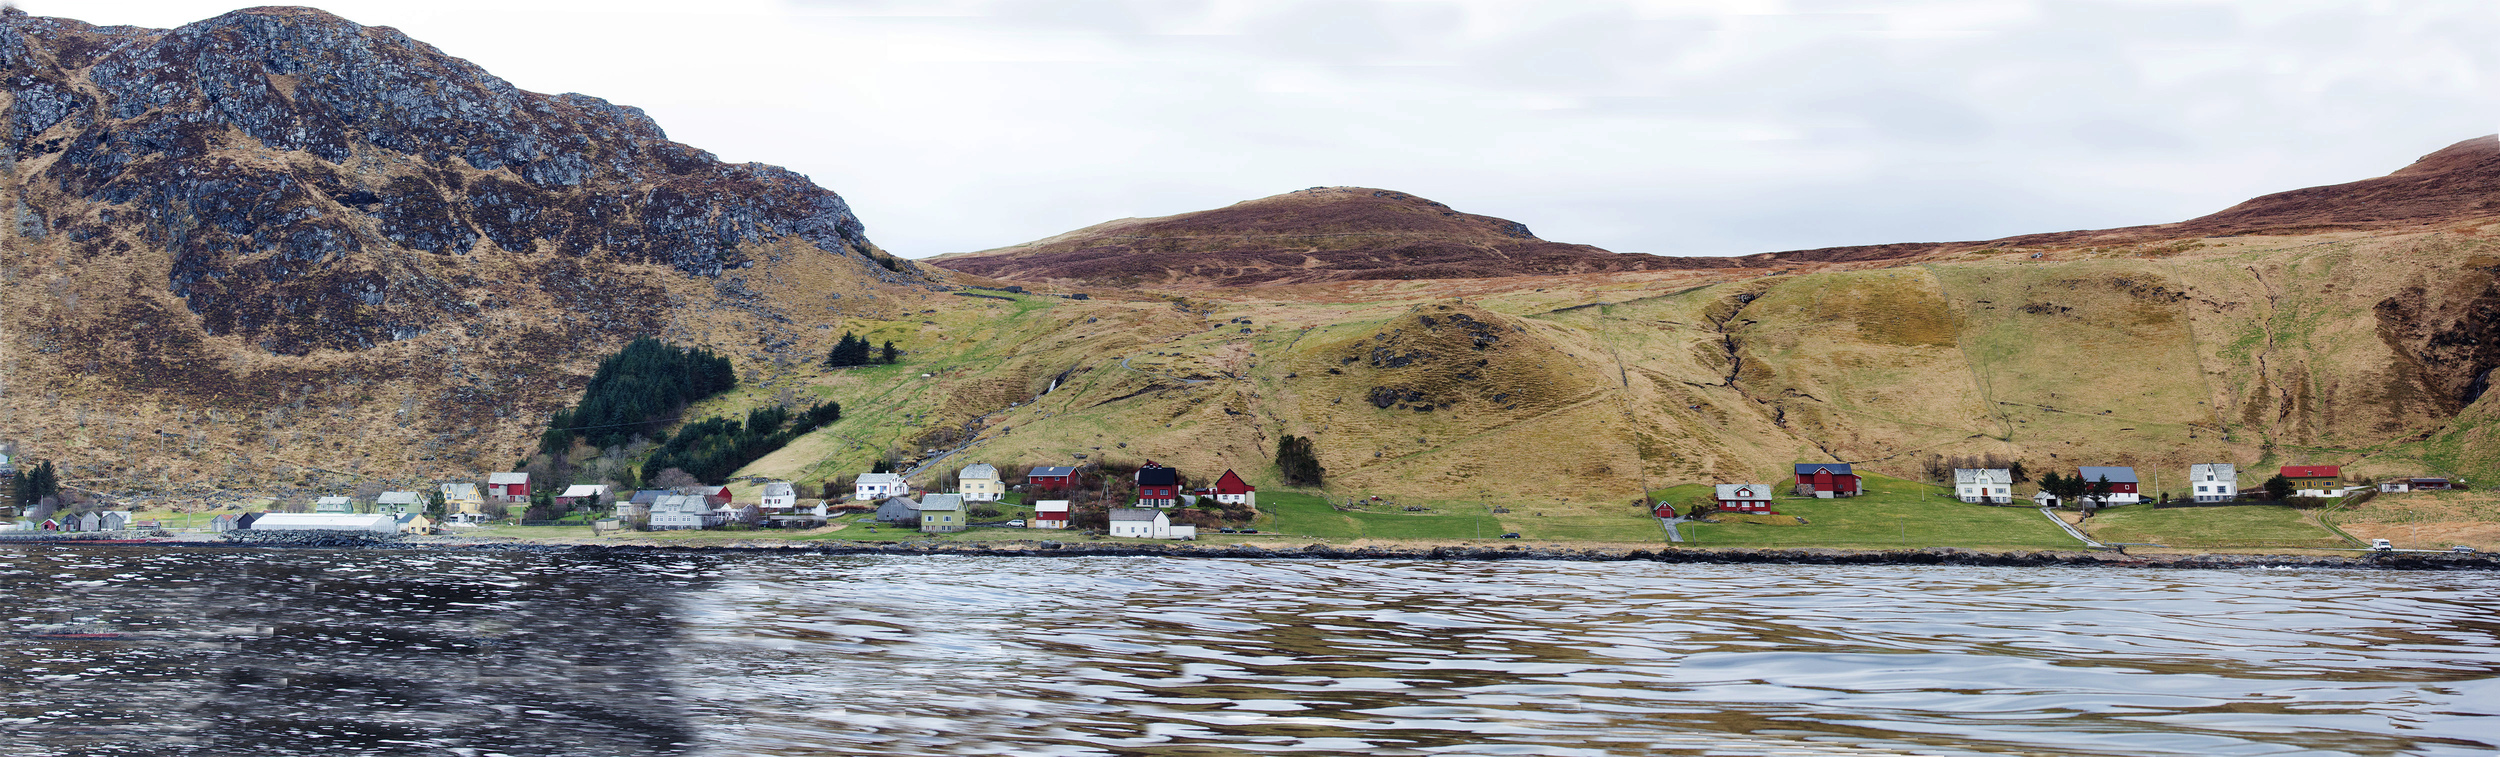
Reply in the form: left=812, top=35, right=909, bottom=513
left=1, top=6, right=926, bottom=490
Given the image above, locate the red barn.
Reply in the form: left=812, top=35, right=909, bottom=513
left=486, top=472, right=531, bottom=504
left=1028, top=466, right=1077, bottom=491
left=1715, top=484, right=1774, bottom=513
left=1136, top=461, right=1181, bottom=507
left=1199, top=469, right=1257, bottom=506
left=1791, top=464, right=1862, bottom=498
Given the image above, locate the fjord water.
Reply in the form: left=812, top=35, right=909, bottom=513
left=3, top=548, right=2495, bottom=756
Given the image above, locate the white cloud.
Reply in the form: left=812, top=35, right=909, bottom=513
left=26, top=0, right=2500, bottom=257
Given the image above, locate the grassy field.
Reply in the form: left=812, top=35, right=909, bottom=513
left=1675, top=474, right=2082, bottom=550
left=1257, top=491, right=1498, bottom=540
left=2083, top=503, right=2351, bottom=550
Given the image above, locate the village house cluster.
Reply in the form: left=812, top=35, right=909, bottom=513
left=850, top=460, right=1259, bottom=539
left=1707, top=461, right=2455, bottom=514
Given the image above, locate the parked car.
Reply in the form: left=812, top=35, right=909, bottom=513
left=1500, top=532, right=1522, bottom=539
left=2371, top=538, right=2394, bottom=552
left=1218, top=528, right=1236, bottom=533
left=1006, top=519, right=1024, bottom=528
left=1238, top=529, right=1258, bottom=534
left=2452, top=545, right=2478, bottom=554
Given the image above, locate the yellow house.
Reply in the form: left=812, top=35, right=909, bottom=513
left=440, top=483, right=485, bottom=521
left=958, top=464, right=1004, bottom=502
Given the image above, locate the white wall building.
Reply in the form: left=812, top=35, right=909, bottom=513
left=2190, top=464, right=2237, bottom=503
left=854, top=473, right=909, bottom=501
left=648, top=494, right=721, bottom=530
left=759, top=482, right=798, bottom=511
left=249, top=513, right=398, bottom=533
left=1953, top=469, right=2013, bottom=504
left=1107, top=508, right=1197, bottom=540
left=1030, top=500, right=1070, bottom=529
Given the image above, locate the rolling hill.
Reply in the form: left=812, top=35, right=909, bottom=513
left=4, top=5, right=2495, bottom=518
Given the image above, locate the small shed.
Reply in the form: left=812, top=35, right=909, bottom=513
left=1715, top=484, right=1774, bottom=513
left=394, top=513, right=434, bottom=534
left=209, top=513, right=241, bottom=532
left=2379, top=481, right=2411, bottom=493
left=2410, top=477, right=2454, bottom=491
left=1030, top=500, right=1070, bottom=529
left=874, top=496, right=922, bottom=526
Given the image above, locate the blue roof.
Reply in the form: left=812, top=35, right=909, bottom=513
left=2077, top=466, right=2138, bottom=483
left=1030, top=466, right=1077, bottom=477
left=1793, top=463, right=1854, bottom=475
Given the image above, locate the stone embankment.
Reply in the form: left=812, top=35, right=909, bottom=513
left=216, top=530, right=406, bottom=548
left=395, top=539, right=2499, bottom=570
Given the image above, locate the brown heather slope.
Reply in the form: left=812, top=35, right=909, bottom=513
left=937, top=137, right=2500, bottom=290
left=927, top=186, right=1773, bottom=287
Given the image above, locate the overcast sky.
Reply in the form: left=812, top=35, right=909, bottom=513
left=26, top=1, right=2499, bottom=257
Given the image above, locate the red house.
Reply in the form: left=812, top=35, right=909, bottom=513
left=486, top=472, right=531, bottom=504
left=1136, top=461, right=1181, bottom=507
left=1198, top=469, right=1257, bottom=506
left=1028, top=465, right=1077, bottom=491
left=1715, top=484, right=1774, bottom=513
left=1791, top=464, right=1862, bottom=498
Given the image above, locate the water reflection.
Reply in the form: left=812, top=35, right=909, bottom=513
left=0, top=546, right=716, bottom=756
left=6, top=550, right=2498, bottom=756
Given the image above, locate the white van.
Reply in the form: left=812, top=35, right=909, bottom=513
left=2371, top=539, right=2393, bottom=552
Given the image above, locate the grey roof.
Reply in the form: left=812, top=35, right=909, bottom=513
left=376, top=491, right=422, bottom=505
left=762, top=482, right=795, bottom=497
left=441, top=483, right=480, bottom=500
left=2076, top=466, right=2139, bottom=484
left=631, top=489, right=669, bottom=504
left=919, top=494, right=964, bottom=511
left=857, top=473, right=907, bottom=487
left=1030, top=466, right=1077, bottom=477
left=1108, top=508, right=1162, bottom=522
left=1953, top=469, right=2010, bottom=485
left=1715, top=484, right=1772, bottom=500
left=488, top=472, right=530, bottom=484
left=2190, top=463, right=2235, bottom=480
left=314, top=496, right=351, bottom=506
left=1794, top=463, right=1854, bottom=475
left=559, top=484, right=607, bottom=498
left=958, top=464, right=998, bottom=480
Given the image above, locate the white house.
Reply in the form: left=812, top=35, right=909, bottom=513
left=1030, top=500, right=1070, bottom=529
left=2032, top=490, right=2062, bottom=508
left=854, top=473, right=909, bottom=501
left=2379, top=481, right=2412, bottom=493
left=313, top=496, right=354, bottom=514
left=957, top=464, right=1004, bottom=503
left=1953, top=469, right=2013, bottom=504
left=648, top=494, right=720, bottom=530
left=759, top=482, right=798, bottom=512
left=2190, top=464, right=2237, bottom=503
left=249, top=513, right=398, bottom=534
left=1107, top=508, right=1197, bottom=540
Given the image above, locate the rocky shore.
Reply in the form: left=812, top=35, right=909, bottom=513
left=179, top=535, right=2500, bottom=570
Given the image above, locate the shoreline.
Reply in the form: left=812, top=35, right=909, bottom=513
left=18, top=533, right=2498, bottom=570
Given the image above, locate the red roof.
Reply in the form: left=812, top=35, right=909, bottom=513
left=2280, top=465, right=2342, bottom=478
left=1211, top=469, right=1255, bottom=495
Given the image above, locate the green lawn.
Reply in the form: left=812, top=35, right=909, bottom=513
left=2084, top=503, right=2350, bottom=549
left=1675, top=474, right=2083, bottom=550
left=1257, top=491, right=1497, bottom=540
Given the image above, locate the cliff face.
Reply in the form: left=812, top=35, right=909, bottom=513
left=0, top=6, right=924, bottom=489
left=4, top=5, right=912, bottom=355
